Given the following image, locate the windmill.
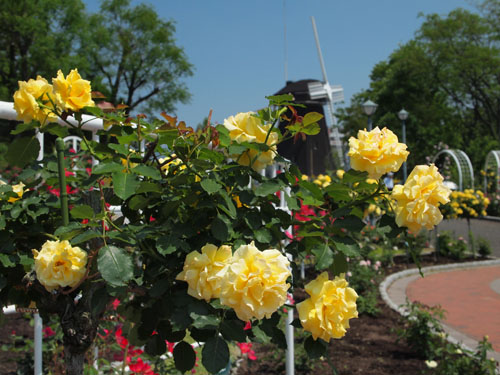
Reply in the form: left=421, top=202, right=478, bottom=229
left=308, top=16, right=345, bottom=167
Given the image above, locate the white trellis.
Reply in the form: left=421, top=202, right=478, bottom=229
left=432, top=149, right=474, bottom=191
left=483, top=150, right=500, bottom=193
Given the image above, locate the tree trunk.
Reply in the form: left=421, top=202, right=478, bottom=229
left=64, top=346, right=86, bottom=375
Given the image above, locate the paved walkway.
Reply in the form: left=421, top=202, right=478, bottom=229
left=382, top=260, right=500, bottom=365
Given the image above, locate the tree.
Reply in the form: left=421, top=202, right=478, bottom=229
left=84, top=0, right=193, bottom=114
left=339, top=3, right=500, bottom=174
left=0, top=0, right=88, bottom=101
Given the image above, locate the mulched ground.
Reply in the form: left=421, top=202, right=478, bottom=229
left=0, top=255, right=477, bottom=375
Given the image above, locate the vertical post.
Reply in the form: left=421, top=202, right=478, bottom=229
left=402, top=119, right=407, bottom=182
left=34, top=313, right=43, bottom=375
left=368, top=116, right=373, bottom=131
left=35, top=130, right=44, bottom=161
left=92, top=132, right=100, bottom=166
left=285, top=301, right=294, bottom=375
left=56, top=138, right=69, bottom=226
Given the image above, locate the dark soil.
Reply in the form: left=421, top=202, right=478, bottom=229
left=235, top=255, right=480, bottom=375
left=0, top=254, right=481, bottom=375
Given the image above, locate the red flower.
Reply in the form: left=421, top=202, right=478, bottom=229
left=243, top=321, right=252, bottom=330
left=166, top=341, right=175, bottom=353
left=237, top=342, right=257, bottom=361
left=43, top=326, right=56, bottom=338
left=68, top=148, right=76, bottom=154
left=81, top=219, right=89, bottom=225
left=111, top=298, right=120, bottom=310
left=115, top=327, right=128, bottom=349
left=129, top=358, right=158, bottom=375
left=65, top=169, right=75, bottom=177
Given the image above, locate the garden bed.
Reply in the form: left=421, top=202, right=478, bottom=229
left=0, top=255, right=485, bottom=375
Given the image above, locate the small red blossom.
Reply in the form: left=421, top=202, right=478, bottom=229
left=237, top=342, right=257, bottom=361
left=81, top=219, right=89, bottom=225
left=243, top=321, right=252, bottom=330
left=111, top=298, right=120, bottom=310
left=65, top=169, right=75, bottom=177
left=68, top=148, right=76, bottom=154
left=128, top=358, right=158, bottom=375
left=166, top=341, right=175, bottom=353
left=43, top=326, right=56, bottom=338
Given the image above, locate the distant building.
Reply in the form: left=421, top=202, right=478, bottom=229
left=274, top=79, right=336, bottom=176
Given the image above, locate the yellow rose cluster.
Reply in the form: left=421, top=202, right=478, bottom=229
left=441, top=189, right=489, bottom=219
left=297, top=272, right=358, bottom=342
left=13, top=69, right=94, bottom=125
left=223, top=112, right=278, bottom=171
left=313, top=174, right=332, bottom=188
left=33, top=240, right=88, bottom=292
left=348, top=127, right=409, bottom=180
left=177, top=242, right=291, bottom=321
left=391, top=164, right=451, bottom=233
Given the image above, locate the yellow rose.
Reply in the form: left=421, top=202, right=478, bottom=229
left=176, top=244, right=232, bottom=301
left=219, top=242, right=291, bottom=321
left=223, top=112, right=278, bottom=171
left=348, top=127, right=409, bottom=180
left=53, top=69, right=94, bottom=112
left=392, top=164, right=451, bottom=233
left=8, top=182, right=26, bottom=203
left=297, top=272, right=358, bottom=342
left=336, top=169, right=345, bottom=179
left=13, top=76, right=57, bottom=125
left=33, top=240, right=87, bottom=292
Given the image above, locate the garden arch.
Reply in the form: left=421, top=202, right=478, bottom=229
left=483, top=150, right=500, bottom=193
left=432, top=149, right=474, bottom=191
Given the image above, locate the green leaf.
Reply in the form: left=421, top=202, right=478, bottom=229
left=255, top=181, right=281, bottom=197
left=220, top=320, right=247, bottom=342
left=132, top=165, right=161, bottom=180
left=70, top=205, right=95, bottom=220
left=128, top=195, right=149, bottom=211
left=342, top=169, right=368, bottom=184
left=11, top=121, right=37, bottom=135
left=284, top=193, right=300, bottom=210
left=0, top=254, right=15, bottom=268
left=145, top=334, right=166, bottom=356
left=108, top=143, right=129, bottom=156
left=112, top=172, right=140, bottom=200
left=202, top=337, right=230, bottom=374
left=42, top=123, right=69, bottom=137
left=92, top=162, right=124, bottom=174
left=136, top=182, right=162, bottom=194
left=312, top=243, right=334, bottom=269
left=302, top=112, right=324, bottom=126
left=331, top=253, right=348, bottom=276
left=200, top=179, right=222, bottom=194
left=97, top=246, right=133, bottom=286
left=325, top=183, right=351, bottom=202
left=333, top=216, right=366, bottom=231
left=304, top=336, right=327, bottom=359
left=333, top=237, right=360, bottom=257
left=6, top=137, right=40, bottom=167
left=174, top=341, right=196, bottom=373
left=190, top=313, right=219, bottom=329
left=254, top=228, right=272, bottom=243
left=156, top=235, right=188, bottom=256
left=211, top=216, right=229, bottom=242
left=71, top=230, right=101, bottom=245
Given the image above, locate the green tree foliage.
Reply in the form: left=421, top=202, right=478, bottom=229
left=339, top=2, right=500, bottom=173
left=85, top=0, right=193, bottom=113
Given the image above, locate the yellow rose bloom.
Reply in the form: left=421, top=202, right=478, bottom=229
left=219, top=242, right=291, bottom=321
left=297, top=272, right=358, bottom=342
left=348, top=127, right=409, bottom=180
left=392, top=164, right=451, bottom=233
left=13, top=76, right=57, bottom=125
left=33, top=240, right=87, bottom=292
left=336, top=169, right=345, bottom=179
left=223, top=112, right=278, bottom=171
left=53, top=69, right=94, bottom=112
left=8, top=182, right=26, bottom=203
left=176, top=244, right=232, bottom=301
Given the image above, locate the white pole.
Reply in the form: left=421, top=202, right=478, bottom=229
left=285, top=297, right=295, bottom=375
left=34, top=313, right=43, bottom=375
left=35, top=130, right=44, bottom=161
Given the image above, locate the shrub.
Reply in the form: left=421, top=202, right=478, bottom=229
left=396, top=301, right=445, bottom=359
left=477, top=237, right=492, bottom=257
left=437, top=231, right=468, bottom=260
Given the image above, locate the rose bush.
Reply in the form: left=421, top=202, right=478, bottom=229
left=0, top=70, right=450, bottom=374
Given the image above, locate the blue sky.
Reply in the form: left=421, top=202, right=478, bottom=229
left=84, top=0, right=474, bottom=127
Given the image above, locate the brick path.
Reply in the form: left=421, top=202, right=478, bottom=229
left=406, top=265, right=500, bottom=352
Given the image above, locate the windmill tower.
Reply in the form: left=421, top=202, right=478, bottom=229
left=308, top=16, right=345, bottom=167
